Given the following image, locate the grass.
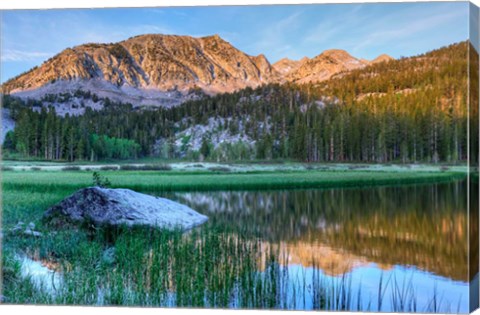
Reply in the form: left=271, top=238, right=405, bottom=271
left=2, top=224, right=460, bottom=311
left=1, top=166, right=469, bottom=311
left=2, top=169, right=466, bottom=193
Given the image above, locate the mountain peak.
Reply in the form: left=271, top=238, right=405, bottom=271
left=321, top=49, right=350, bottom=55
left=202, top=33, right=226, bottom=42
left=272, top=57, right=307, bottom=75
left=317, top=49, right=357, bottom=62
left=284, top=48, right=366, bottom=84
left=2, top=33, right=276, bottom=105
left=2, top=33, right=391, bottom=107
left=371, top=54, right=394, bottom=64
left=276, top=57, right=295, bottom=63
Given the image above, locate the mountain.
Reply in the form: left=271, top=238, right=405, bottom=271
left=2, top=34, right=394, bottom=107
left=2, top=34, right=278, bottom=107
left=284, top=49, right=369, bottom=84
left=370, top=54, right=394, bottom=64
left=3, top=41, right=469, bottom=164
left=272, top=57, right=308, bottom=75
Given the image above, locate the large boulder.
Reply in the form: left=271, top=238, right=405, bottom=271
left=44, top=187, right=208, bottom=230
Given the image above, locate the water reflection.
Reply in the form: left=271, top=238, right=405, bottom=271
left=163, top=180, right=470, bottom=312
left=167, top=181, right=468, bottom=281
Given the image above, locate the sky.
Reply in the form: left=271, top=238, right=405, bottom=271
left=0, top=1, right=469, bottom=82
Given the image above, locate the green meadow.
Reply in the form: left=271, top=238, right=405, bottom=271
left=1, top=163, right=469, bottom=311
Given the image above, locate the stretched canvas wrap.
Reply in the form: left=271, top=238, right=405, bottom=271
left=0, top=1, right=479, bottom=314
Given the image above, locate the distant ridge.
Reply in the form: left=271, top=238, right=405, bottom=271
left=2, top=34, right=394, bottom=107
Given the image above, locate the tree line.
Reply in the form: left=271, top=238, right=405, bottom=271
left=2, top=41, right=473, bottom=163
left=3, top=105, right=141, bottom=161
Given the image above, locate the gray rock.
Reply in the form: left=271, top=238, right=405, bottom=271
left=24, top=229, right=43, bottom=237
left=10, top=221, right=42, bottom=237
left=44, top=187, right=208, bottom=230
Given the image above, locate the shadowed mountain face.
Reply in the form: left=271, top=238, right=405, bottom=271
left=2, top=34, right=393, bottom=107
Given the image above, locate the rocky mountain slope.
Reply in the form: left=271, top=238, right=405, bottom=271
left=370, top=54, right=395, bottom=64
left=284, top=49, right=369, bottom=84
left=2, top=34, right=393, bottom=107
left=3, top=42, right=468, bottom=164
left=272, top=57, right=308, bottom=75
left=3, top=34, right=279, bottom=107
left=272, top=51, right=393, bottom=83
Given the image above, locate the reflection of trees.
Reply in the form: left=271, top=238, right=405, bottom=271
left=469, top=42, right=479, bottom=282
left=170, top=181, right=468, bottom=281
left=319, top=211, right=467, bottom=281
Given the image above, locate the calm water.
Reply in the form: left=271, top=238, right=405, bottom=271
left=165, top=180, right=470, bottom=312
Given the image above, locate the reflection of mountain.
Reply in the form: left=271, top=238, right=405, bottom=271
left=171, top=181, right=468, bottom=281
left=258, top=241, right=372, bottom=276
left=321, top=212, right=467, bottom=281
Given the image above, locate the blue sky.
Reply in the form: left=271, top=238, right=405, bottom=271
left=1, top=2, right=469, bottom=82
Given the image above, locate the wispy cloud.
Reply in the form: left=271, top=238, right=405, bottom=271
left=303, top=5, right=370, bottom=45
left=244, top=10, right=304, bottom=60
left=3, top=10, right=177, bottom=50
left=1, top=49, right=53, bottom=62
left=349, top=5, right=467, bottom=54
left=1, top=3, right=469, bottom=81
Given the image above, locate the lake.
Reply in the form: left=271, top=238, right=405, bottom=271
left=165, top=180, right=470, bottom=312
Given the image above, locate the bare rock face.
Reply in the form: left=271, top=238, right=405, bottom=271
left=272, top=57, right=308, bottom=76
left=2, top=33, right=394, bottom=107
left=285, top=49, right=368, bottom=84
left=3, top=34, right=277, bottom=98
left=43, top=187, right=208, bottom=230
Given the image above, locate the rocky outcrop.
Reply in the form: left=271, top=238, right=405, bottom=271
left=285, top=49, right=368, bottom=84
left=44, top=187, right=208, bottom=230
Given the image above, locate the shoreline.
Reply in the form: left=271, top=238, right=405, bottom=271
left=2, top=167, right=467, bottom=193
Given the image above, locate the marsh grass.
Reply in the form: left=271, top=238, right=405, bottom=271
left=2, top=169, right=466, bottom=193
left=1, top=169, right=468, bottom=311
left=2, top=222, right=461, bottom=311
